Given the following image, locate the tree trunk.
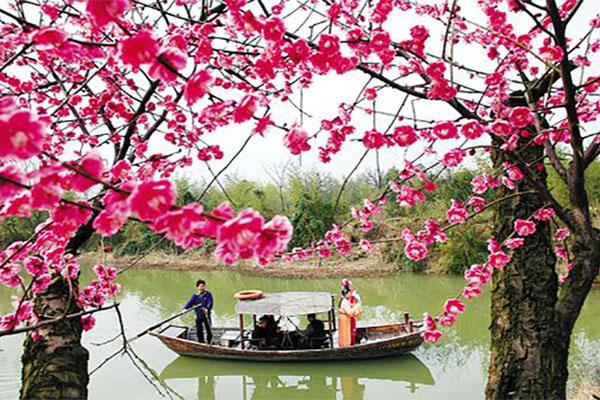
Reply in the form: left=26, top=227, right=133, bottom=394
left=20, top=221, right=96, bottom=399
left=20, top=276, right=89, bottom=399
left=486, top=140, right=568, bottom=399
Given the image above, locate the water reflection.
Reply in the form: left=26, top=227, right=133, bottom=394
left=159, top=355, right=434, bottom=399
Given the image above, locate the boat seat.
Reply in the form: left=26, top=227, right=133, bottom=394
left=220, top=330, right=242, bottom=347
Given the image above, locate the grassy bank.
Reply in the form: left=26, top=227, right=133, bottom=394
left=79, top=251, right=414, bottom=279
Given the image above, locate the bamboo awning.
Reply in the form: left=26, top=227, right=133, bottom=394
left=235, top=292, right=333, bottom=316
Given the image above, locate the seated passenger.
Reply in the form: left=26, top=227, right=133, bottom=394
left=264, top=315, right=283, bottom=345
left=251, top=317, right=270, bottom=349
left=252, top=315, right=282, bottom=349
left=298, top=314, right=326, bottom=349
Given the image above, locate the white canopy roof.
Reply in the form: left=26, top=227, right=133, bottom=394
left=235, top=292, right=333, bottom=316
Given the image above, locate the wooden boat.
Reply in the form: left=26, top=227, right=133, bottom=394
left=150, top=291, right=424, bottom=362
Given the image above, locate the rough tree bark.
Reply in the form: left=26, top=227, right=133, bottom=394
left=20, top=222, right=96, bottom=400
left=485, top=58, right=600, bottom=396
left=20, top=277, right=89, bottom=399
left=486, top=140, right=567, bottom=399
left=486, top=70, right=572, bottom=399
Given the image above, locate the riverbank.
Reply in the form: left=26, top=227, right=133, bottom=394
left=79, top=251, right=408, bottom=279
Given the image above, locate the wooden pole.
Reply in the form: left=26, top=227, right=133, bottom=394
left=327, top=310, right=334, bottom=348
left=239, top=314, right=244, bottom=349
left=331, top=295, right=337, bottom=332
left=127, top=303, right=204, bottom=344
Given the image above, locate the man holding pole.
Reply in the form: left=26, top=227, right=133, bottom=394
left=184, top=279, right=213, bottom=344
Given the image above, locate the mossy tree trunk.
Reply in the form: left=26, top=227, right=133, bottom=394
left=486, top=67, right=600, bottom=397
left=486, top=138, right=567, bottom=398
left=20, top=223, right=95, bottom=400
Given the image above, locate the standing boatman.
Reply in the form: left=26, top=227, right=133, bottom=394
left=184, top=279, right=213, bottom=344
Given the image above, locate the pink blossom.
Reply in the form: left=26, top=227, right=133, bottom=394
left=509, top=107, right=534, bottom=128
left=502, top=176, right=516, bottom=190
left=0, top=165, right=25, bottom=201
left=487, top=237, right=502, bottom=253
left=392, top=126, right=417, bottom=146
left=423, top=312, right=437, bottom=331
left=444, top=298, right=466, bottom=315
left=151, top=203, right=206, bottom=249
left=24, top=256, right=47, bottom=276
left=504, top=163, right=524, bottom=181
left=32, top=27, right=68, bottom=48
left=359, top=239, right=373, bottom=254
left=0, top=263, right=23, bottom=287
left=335, top=237, right=352, bottom=255
left=417, top=219, right=448, bottom=245
left=31, top=273, right=52, bottom=293
left=505, top=238, right=525, bottom=249
left=86, top=0, right=129, bottom=27
left=466, top=196, right=486, bottom=212
left=534, top=207, right=555, bottom=221
left=255, top=215, right=293, bottom=259
left=464, top=264, right=492, bottom=286
left=488, top=250, right=511, bottom=270
left=216, top=208, right=264, bottom=263
left=404, top=240, right=428, bottom=261
left=30, top=174, right=62, bottom=210
left=81, top=315, right=96, bottom=331
left=539, top=45, right=563, bottom=62
left=433, top=121, right=458, bottom=140
left=423, top=329, right=442, bottom=344
left=185, top=70, right=212, bottom=105
left=232, top=95, right=257, bottom=123
left=422, top=313, right=442, bottom=344
left=514, top=219, right=536, bottom=236
left=461, top=121, right=484, bottom=139
left=489, top=120, right=512, bottom=137
left=439, top=313, right=456, bottom=327
left=393, top=184, right=426, bottom=208
left=283, top=125, right=311, bottom=155
left=463, top=285, right=483, bottom=300
left=441, top=148, right=465, bottom=168
left=110, top=160, right=131, bottom=182
left=554, top=246, right=569, bottom=260
left=129, top=180, right=176, bottom=222
left=51, top=202, right=93, bottom=236
left=119, top=30, right=159, bottom=71
left=262, top=17, right=285, bottom=41
left=149, top=47, right=187, bottom=82
left=362, top=129, right=387, bottom=149
left=199, top=202, right=235, bottom=238
left=471, top=173, right=497, bottom=194
left=446, top=200, right=469, bottom=224
left=554, top=228, right=570, bottom=241
left=70, top=152, right=105, bottom=192
left=316, top=241, right=332, bottom=258
left=0, top=193, right=32, bottom=218
left=0, top=110, right=48, bottom=160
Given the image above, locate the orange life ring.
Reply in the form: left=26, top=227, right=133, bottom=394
left=234, top=290, right=264, bottom=301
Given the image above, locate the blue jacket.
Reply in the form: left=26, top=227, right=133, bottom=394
left=184, top=291, right=213, bottom=320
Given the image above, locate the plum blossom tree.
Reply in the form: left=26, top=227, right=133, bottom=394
left=0, top=0, right=599, bottom=398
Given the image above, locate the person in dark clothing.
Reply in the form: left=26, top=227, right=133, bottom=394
left=183, top=279, right=213, bottom=344
left=298, top=314, right=326, bottom=348
left=252, top=315, right=282, bottom=349
left=251, top=317, right=270, bottom=349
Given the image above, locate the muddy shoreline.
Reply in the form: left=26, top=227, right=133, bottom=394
left=79, top=252, right=408, bottom=279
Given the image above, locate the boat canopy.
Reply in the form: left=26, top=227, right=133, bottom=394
left=235, top=292, right=333, bottom=317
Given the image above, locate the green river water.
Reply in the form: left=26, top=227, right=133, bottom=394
left=1, top=268, right=599, bottom=399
